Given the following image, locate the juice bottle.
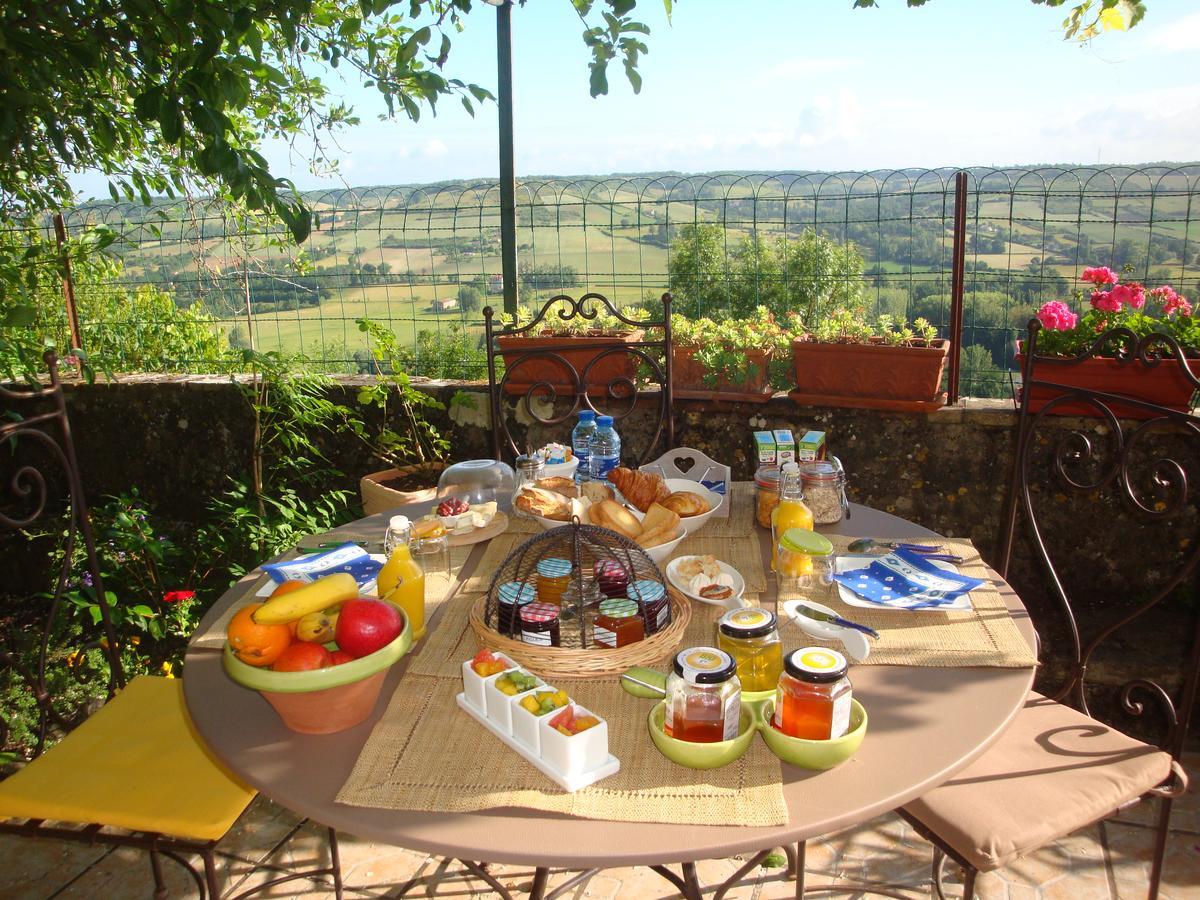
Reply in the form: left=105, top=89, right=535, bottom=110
left=770, top=462, right=813, bottom=571
left=378, top=543, right=426, bottom=640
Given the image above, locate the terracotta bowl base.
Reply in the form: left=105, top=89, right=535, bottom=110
left=260, top=670, right=388, bottom=734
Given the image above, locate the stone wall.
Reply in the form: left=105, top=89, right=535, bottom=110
left=51, top=377, right=1200, bottom=740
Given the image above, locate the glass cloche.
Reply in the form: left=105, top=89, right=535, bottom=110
left=436, top=459, right=516, bottom=512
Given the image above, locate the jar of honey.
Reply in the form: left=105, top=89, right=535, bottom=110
left=776, top=528, right=835, bottom=595
left=663, top=647, right=741, bottom=743
left=716, top=607, right=783, bottom=693
left=773, top=647, right=852, bottom=740
left=519, top=602, right=561, bottom=647
left=592, top=598, right=645, bottom=648
left=754, top=465, right=781, bottom=529
left=536, top=557, right=573, bottom=606
left=497, top=580, right=535, bottom=636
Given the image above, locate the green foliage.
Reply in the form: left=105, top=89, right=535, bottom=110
left=960, top=344, right=1010, bottom=399
left=852, top=0, right=1148, bottom=40
left=802, top=306, right=939, bottom=346
left=671, top=307, right=793, bottom=390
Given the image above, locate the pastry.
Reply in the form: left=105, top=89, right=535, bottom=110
left=514, top=486, right=571, bottom=520
left=606, top=467, right=671, bottom=512
left=698, top=583, right=734, bottom=601
left=636, top=525, right=680, bottom=549
left=579, top=481, right=614, bottom=503
left=641, top=502, right=680, bottom=536
left=535, top=476, right=578, bottom=498
left=661, top=490, right=710, bottom=517
left=678, top=555, right=720, bottom=580
left=589, top=499, right=643, bottom=540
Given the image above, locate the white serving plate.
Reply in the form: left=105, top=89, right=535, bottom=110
left=661, top=478, right=721, bottom=536
left=456, top=693, right=620, bottom=792
left=834, top=554, right=973, bottom=612
left=664, top=556, right=747, bottom=609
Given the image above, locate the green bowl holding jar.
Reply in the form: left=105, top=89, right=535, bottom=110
left=757, top=698, right=868, bottom=770
left=646, top=701, right=758, bottom=769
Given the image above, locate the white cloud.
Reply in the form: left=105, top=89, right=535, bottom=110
left=421, top=139, right=449, bottom=158
left=1138, top=10, right=1200, bottom=53
left=759, top=58, right=857, bottom=80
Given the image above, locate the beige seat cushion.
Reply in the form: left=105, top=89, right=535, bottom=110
left=903, top=691, right=1172, bottom=872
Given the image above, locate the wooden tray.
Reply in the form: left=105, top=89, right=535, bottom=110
left=448, top=512, right=509, bottom=547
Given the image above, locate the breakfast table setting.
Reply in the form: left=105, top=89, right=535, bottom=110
left=183, top=440, right=1038, bottom=900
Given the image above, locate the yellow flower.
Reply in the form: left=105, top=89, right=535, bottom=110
left=160, top=661, right=175, bottom=678
left=65, top=650, right=82, bottom=667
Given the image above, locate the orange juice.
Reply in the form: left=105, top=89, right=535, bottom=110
left=379, top=544, right=426, bottom=640
left=770, top=464, right=813, bottom=571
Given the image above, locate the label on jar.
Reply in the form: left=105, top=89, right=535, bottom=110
left=593, top=625, right=617, bottom=648
left=830, top=692, right=851, bottom=739
left=522, top=626, right=553, bottom=646
left=654, top=599, right=670, bottom=630
left=722, top=690, right=741, bottom=741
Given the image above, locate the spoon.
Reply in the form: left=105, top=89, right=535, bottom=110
left=847, top=538, right=944, bottom=554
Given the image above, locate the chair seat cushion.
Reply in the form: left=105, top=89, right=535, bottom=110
left=0, top=675, right=255, bottom=841
left=903, top=691, right=1172, bottom=871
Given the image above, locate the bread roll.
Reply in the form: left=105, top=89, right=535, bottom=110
left=579, top=481, right=614, bottom=503
left=661, top=490, right=710, bottom=517
left=589, top=499, right=643, bottom=540
left=636, top=525, right=679, bottom=549
left=641, top=502, right=681, bottom=535
left=535, top=476, right=578, bottom=498
left=514, top=486, right=571, bottom=520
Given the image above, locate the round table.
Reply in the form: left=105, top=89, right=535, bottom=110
left=184, top=501, right=1036, bottom=894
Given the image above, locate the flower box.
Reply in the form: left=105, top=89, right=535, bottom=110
left=789, top=338, right=950, bottom=412
left=496, top=330, right=644, bottom=398
left=1015, top=348, right=1196, bottom=419
left=671, top=344, right=774, bottom=403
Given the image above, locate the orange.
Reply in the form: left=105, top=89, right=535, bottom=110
left=270, top=580, right=306, bottom=597
left=226, top=603, right=293, bottom=667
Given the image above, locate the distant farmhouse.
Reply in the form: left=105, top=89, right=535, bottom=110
left=433, top=298, right=458, bottom=312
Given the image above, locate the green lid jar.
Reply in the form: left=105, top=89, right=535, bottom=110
left=776, top=528, right=835, bottom=594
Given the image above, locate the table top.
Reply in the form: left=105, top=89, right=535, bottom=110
left=183, top=500, right=1036, bottom=868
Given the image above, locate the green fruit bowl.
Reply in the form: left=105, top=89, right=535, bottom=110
left=223, top=606, right=412, bottom=734
left=647, top=701, right=758, bottom=769
left=757, top=698, right=868, bottom=770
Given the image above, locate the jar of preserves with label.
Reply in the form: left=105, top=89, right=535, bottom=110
left=628, top=579, right=670, bottom=635
left=754, top=465, right=780, bottom=529
left=519, top=602, right=561, bottom=647
left=664, top=647, right=742, bottom=743
left=716, top=607, right=783, bottom=693
left=497, top=580, right=536, bottom=636
left=799, top=458, right=848, bottom=525
left=773, top=647, right=852, bottom=740
left=535, top=557, right=573, bottom=606
left=592, top=598, right=645, bottom=648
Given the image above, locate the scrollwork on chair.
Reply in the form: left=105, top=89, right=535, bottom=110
left=483, top=292, right=674, bottom=465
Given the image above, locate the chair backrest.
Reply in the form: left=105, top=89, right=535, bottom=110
left=483, top=291, right=675, bottom=466
left=997, top=320, right=1200, bottom=761
left=1, top=352, right=123, bottom=761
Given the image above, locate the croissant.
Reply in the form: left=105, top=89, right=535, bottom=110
left=607, top=467, right=672, bottom=512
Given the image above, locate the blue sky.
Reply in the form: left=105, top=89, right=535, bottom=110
left=74, top=0, right=1200, bottom=196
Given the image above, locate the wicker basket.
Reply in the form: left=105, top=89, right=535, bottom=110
left=468, top=588, right=691, bottom=681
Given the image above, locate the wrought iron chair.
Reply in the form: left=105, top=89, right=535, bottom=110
left=0, top=352, right=343, bottom=898
left=900, top=320, right=1197, bottom=898
left=483, top=292, right=674, bottom=466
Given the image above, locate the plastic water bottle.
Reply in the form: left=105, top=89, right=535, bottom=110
left=571, top=410, right=597, bottom=483
left=588, top=415, right=621, bottom=481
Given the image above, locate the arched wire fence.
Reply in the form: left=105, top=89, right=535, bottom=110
left=19, top=165, right=1200, bottom=397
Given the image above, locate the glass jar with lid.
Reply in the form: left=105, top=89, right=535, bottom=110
left=754, top=465, right=780, bottom=529
left=716, top=607, right=783, bottom=693
left=535, top=557, right=573, bottom=606
left=511, top=453, right=546, bottom=518
left=627, top=578, right=670, bottom=635
left=776, top=527, right=835, bottom=594
left=772, top=647, right=853, bottom=740
left=497, top=580, right=536, bottom=636
left=520, top=602, right=561, bottom=647
left=592, top=597, right=645, bottom=648
left=663, top=647, right=742, bottom=743
left=799, top=457, right=848, bottom=525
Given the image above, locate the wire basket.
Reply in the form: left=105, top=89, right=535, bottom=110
left=468, top=521, right=692, bottom=680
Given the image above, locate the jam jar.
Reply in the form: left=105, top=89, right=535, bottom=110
left=773, top=647, right=853, bottom=740
left=519, top=602, right=561, bottom=647
left=628, top=579, right=670, bottom=635
left=776, top=528, right=835, bottom=594
left=592, top=598, right=645, bottom=648
left=716, top=607, right=784, bottom=693
left=799, top=458, right=848, bottom=525
left=536, top=557, right=573, bottom=606
left=754, top=465, right=781, bottom=529
left=593, top=558, right=632, bottom=598
left=663, top=647, right=742, bottom=743
left=497, top=580, right=536, bottom=636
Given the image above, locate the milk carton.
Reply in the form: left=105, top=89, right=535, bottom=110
left=753, top=431, right=776, bottom=465
left=772, top=430, right=796, bottom=466
left=797, top=430, right=826, bottom=462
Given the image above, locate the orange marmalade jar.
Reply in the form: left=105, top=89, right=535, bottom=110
left=772, top=647, right=852, bottom=741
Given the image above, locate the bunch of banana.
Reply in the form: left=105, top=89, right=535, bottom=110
left=252, top=573, right=358, bottom=626
left=295, top=608, right=340, bottom=643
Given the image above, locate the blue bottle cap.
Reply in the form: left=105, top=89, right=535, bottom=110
left=596, top=415, right=614, bottom=427
left=578, top=410, right=596, bottom=422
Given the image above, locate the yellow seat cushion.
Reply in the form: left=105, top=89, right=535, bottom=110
left=903, top=691, right=1172, bottom=871
left=0, top=675, right=255, bottom=841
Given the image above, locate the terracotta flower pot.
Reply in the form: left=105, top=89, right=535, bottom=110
left=1015, top=348, right=1197, bottom=419
left=497, top=330, right=644, bottom=397
left=671, top=345, right=774, bottom=403
left=360, top=461, right=447, bottom=517
left=789, top=339, right=950, bottom=412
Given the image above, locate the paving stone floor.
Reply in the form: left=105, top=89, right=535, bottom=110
left=2, top=757, right=1197, bottom=899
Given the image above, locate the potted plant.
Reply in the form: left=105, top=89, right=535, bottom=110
left=353, top=318, right=451, bottom=516
left=1022, top=267, right=1198, bottom=417
left=788, top=307, right=949, bottom=411
left=492, top=299, right=645, bottom=397
left=670, top=306, right=792, bottom=402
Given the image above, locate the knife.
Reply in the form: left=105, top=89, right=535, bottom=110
left=793, top=603, right=880, bottom=640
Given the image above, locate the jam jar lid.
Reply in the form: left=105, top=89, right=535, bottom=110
left=520, top=602, right=561, bottom=623
left=785, top=647, right=849, bottom=683
left=754, top=465, right=781, bottom=489
left=498, top=581, right=536, bottom=606
left=594, top=558, right=631, bottom=581
left=536, top=557, right=573, bottom=578
left=779, top=528, right=834, bottom=558
left=627, top=579, right=666, bottom=603
left=718, top=607, right=778, bottom=639
left=672, top=647, right=738, bottom=685
left=598, top=598, right=638, bottom=618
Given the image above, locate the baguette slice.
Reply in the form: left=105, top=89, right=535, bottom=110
left=641, top=502, right=680, bottom=535
left=636, top=525, right=680, bottom=549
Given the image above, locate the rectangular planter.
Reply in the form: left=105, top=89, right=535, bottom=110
left=790, top=339, right=950, bottom=412
left=497, top=331, right=644, bottom=398
left=1015, top=351, right=1196, bottom=419
left=671, top=345, right=774, bottom=403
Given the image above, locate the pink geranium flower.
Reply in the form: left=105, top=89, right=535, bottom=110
left=1149, top=285, right=1191, bottom=316
left=1035, top=300, right=1078, bottom=331
left=1090, top=290, right=1123, bottom=313
left=1081, top=266, right=1120, bottom=286
left=1110, top=282, right=1145, bottom=310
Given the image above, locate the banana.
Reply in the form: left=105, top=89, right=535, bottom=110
left=295, top=608, right=339, bottom=643
left=252, top=573, right=358, bottom=625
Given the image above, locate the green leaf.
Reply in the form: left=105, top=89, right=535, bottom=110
left=1, top=304, right=36, bottom=327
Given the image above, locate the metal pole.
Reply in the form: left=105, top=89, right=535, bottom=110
left=948, top=171, right=968, bottom=404
left=496, top=0, right=518, bottom=316
left=52, top=214, right=85, bottom=363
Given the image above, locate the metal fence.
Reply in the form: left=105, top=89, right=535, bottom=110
left=39, top=165, right=1200, bottom=397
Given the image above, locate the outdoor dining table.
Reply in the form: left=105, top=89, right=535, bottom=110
left=183, top=497, right=1037, bottom=899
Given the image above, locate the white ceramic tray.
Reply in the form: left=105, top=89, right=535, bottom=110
left=455, top=693, right=621, bottom=792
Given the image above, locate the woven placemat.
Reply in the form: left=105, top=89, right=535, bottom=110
left=336, top=670, right=787, bottom=826
left=668, top=531, right=766, bottom=594
left=699, top=481, right=756, bottom=537
left=458, top=532, right=523, bottom=594
left=781, top=537, right=1037, bottom=668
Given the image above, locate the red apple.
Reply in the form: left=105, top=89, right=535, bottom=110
left=335, top=599, right=404, bottom=658
left=329, top=650, right=355, bottom=665
left=271, top=642, right=333, bottom=672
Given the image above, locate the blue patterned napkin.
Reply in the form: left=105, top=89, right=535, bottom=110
left=261, top=542, right=383, bottom=589
left=832, top=548, right=984, bottom=609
